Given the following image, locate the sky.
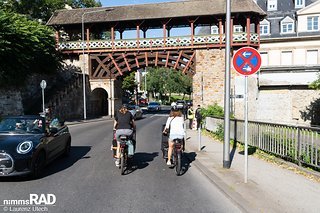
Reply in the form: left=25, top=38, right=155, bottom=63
left=100, top=0, right=179, bottom=7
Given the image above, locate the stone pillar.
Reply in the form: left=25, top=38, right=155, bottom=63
left=193, top=49, right=230, bottom=108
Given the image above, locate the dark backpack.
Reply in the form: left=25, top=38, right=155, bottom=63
left=195, top=109, right=202, bottom=119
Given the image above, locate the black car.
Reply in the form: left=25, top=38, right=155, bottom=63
left=0, top=115, right=71, bottom=178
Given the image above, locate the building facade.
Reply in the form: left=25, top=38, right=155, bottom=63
left=233, top=0, right=320, bottom=125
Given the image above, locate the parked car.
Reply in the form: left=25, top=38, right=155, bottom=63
left=0, top=115, right=71, bottom=178
left=147, top=102, right=161, bottom=111
left=128, top=105, right=143, bottom=119
left=176, top=100, right=186, bottom=110
left=138, top=98, right=148, bottom=107
left=186, top=100, right=193, bottom=107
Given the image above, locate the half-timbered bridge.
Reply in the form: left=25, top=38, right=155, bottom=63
left=47, top=0, right=265, bottom=117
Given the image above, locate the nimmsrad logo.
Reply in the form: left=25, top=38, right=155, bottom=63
left=3, top=194, right=56, bottom=205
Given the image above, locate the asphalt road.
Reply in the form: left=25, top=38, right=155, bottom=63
left=0, top=110, right=242, bottom=213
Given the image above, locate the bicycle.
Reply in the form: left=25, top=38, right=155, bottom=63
left=171, top=138, right=183, bottom=176
left=118, top=135, right=134, bottom=175
left=162, top=137, right=183, bottom=176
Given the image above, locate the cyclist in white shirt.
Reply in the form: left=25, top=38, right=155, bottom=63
left=163, top=106, right=185, bottom=166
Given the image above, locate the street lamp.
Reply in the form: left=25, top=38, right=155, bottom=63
left=81, top=8, right=113, bottom=120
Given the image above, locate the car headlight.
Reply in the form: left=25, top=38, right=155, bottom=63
left=16, top=141, right=33, bottom=154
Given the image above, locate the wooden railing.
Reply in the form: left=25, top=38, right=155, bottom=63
left=57, top=33, right=259, bottom=51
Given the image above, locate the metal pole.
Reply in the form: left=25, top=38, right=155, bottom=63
left=244, top=76, right=248, bottom=183
left=198, top=124, right=202, bottom=151
left=110, top=76, right=113, bottom=118
left=42, top=88, right=45, bottom=114
left=81, top=14, right=87, bottom=120
left=144, top=67, right=147, bottom=97
left=223, top=0, right=231, bottom=168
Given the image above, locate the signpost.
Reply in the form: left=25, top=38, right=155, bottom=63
left=232, top=47, right=261, bottom=183
left=40, top=80, right=47, bottom=115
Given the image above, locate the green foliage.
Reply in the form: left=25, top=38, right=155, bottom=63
left=0, top=0, right=102, bottom=23
left=144, top=67, right=192, bottom=101
left=122, top=72, right=137, bottom=94
left=201, top=103, right=224, bottom=119
left=309, top=73, right=320, bottom=89
left=0, top=10, right=61, bottom=87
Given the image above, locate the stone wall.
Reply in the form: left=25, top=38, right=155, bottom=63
left=193, top=49, right=231, bottom=108
left=0, top=90, right=23, bottom=116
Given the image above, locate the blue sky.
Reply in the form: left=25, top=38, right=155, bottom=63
left=99, top=0, right=199, bottom=38
left=100, top=0, right=178, bottom=7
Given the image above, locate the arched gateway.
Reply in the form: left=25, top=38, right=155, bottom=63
left=47, top=0, right=265, bottom=117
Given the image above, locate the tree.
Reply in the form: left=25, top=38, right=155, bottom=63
left=145, top=67, right=192, bottom=101
left=122, top=72, right=137, bottom=95
left=0, top=10, right=61, bottom=87
left=0, top=0, right=102, bottom=23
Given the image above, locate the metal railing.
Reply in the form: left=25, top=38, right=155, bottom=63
left=205, top=117, right=320, bottom=169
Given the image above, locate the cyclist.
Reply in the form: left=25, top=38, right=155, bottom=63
left=162, top=106, right=185, bottom=166
left=113, top=104, right=136, bottom=167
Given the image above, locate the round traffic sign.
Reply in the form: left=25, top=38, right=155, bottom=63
left=232, top=47, right=261, bottom=76
left=40, top=80, right=47, bottom=89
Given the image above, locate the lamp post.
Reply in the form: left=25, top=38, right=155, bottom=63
left=81, top=8, right=112, bottom=120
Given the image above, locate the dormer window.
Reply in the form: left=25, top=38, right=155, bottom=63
left=260, top=19, right=270, bottom=35
left=211, top=25, right=219, bottom=34
left=295, top=0, right=305, bottom=9
left=267, top=0, right=277, bottom=11
left=281, top=17, right=295, bottom=34
left=234, top=25, right=243, bottom=33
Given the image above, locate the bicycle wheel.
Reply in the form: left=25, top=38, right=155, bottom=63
left=175, top=151, right=182, bottom=176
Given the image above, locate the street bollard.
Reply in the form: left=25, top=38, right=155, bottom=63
left=198, top=124, right=202, bottom=151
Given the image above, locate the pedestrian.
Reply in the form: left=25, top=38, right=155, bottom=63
left=195, top=105, right=202, bottom=130
left=187, top=106, right=194, bottom=129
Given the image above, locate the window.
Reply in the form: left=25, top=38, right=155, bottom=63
left=306, top=50, right=318, bottom=65
left=267, top=0, right=277, bottom=11
left=234, top=25, right=243, bottom=33
left=260, top=19, right=270, bottom=35
left=281, top=17, right=294, bottom=34
left=295, top=0, right=304, bottom=8
left=211, top=25, right=219, bottom=34
left=307, top=16, right=319, bottom=31
left=281, top=51, right=292, bottom=65
left=260, top=52, right=268, bottom=66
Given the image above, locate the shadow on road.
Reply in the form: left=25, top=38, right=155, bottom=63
left=123, top=152, right=159, bottom=175
left=179, top=151, right=197, bottom=176
left=0, top=146, right=91, bottom=182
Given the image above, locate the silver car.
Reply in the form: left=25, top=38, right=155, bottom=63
left=128, top=105, right=143, bottom=119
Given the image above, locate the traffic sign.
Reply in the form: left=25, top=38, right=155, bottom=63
left=40, top=80, right=47, bottom=89
left=232, top=47, right=261, bottom=76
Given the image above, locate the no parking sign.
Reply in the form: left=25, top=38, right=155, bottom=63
left=232, top=47, right=261, bottom=75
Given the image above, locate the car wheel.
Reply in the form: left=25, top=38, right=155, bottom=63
left=63, top=139, right=71, bottom=157
left=32, top=151, right=46, bottom=179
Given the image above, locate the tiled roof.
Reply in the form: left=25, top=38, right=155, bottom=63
left=47, top=0, right=266, bottom=26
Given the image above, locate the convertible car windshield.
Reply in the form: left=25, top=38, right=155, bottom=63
left=0, top=117, right=45, bottom=134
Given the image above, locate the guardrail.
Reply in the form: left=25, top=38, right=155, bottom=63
left=205, top=117, right=320, bottom=170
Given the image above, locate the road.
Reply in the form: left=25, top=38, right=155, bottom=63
left=0, top=110, right=242, bottom=213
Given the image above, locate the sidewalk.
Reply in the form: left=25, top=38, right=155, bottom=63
left=185, top=128, right=320, bottom=213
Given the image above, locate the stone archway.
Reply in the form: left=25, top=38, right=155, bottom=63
left=91, top=88, right=109, bottom=117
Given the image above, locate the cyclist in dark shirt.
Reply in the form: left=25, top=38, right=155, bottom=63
left=113, top=104, right=136, bottom=166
